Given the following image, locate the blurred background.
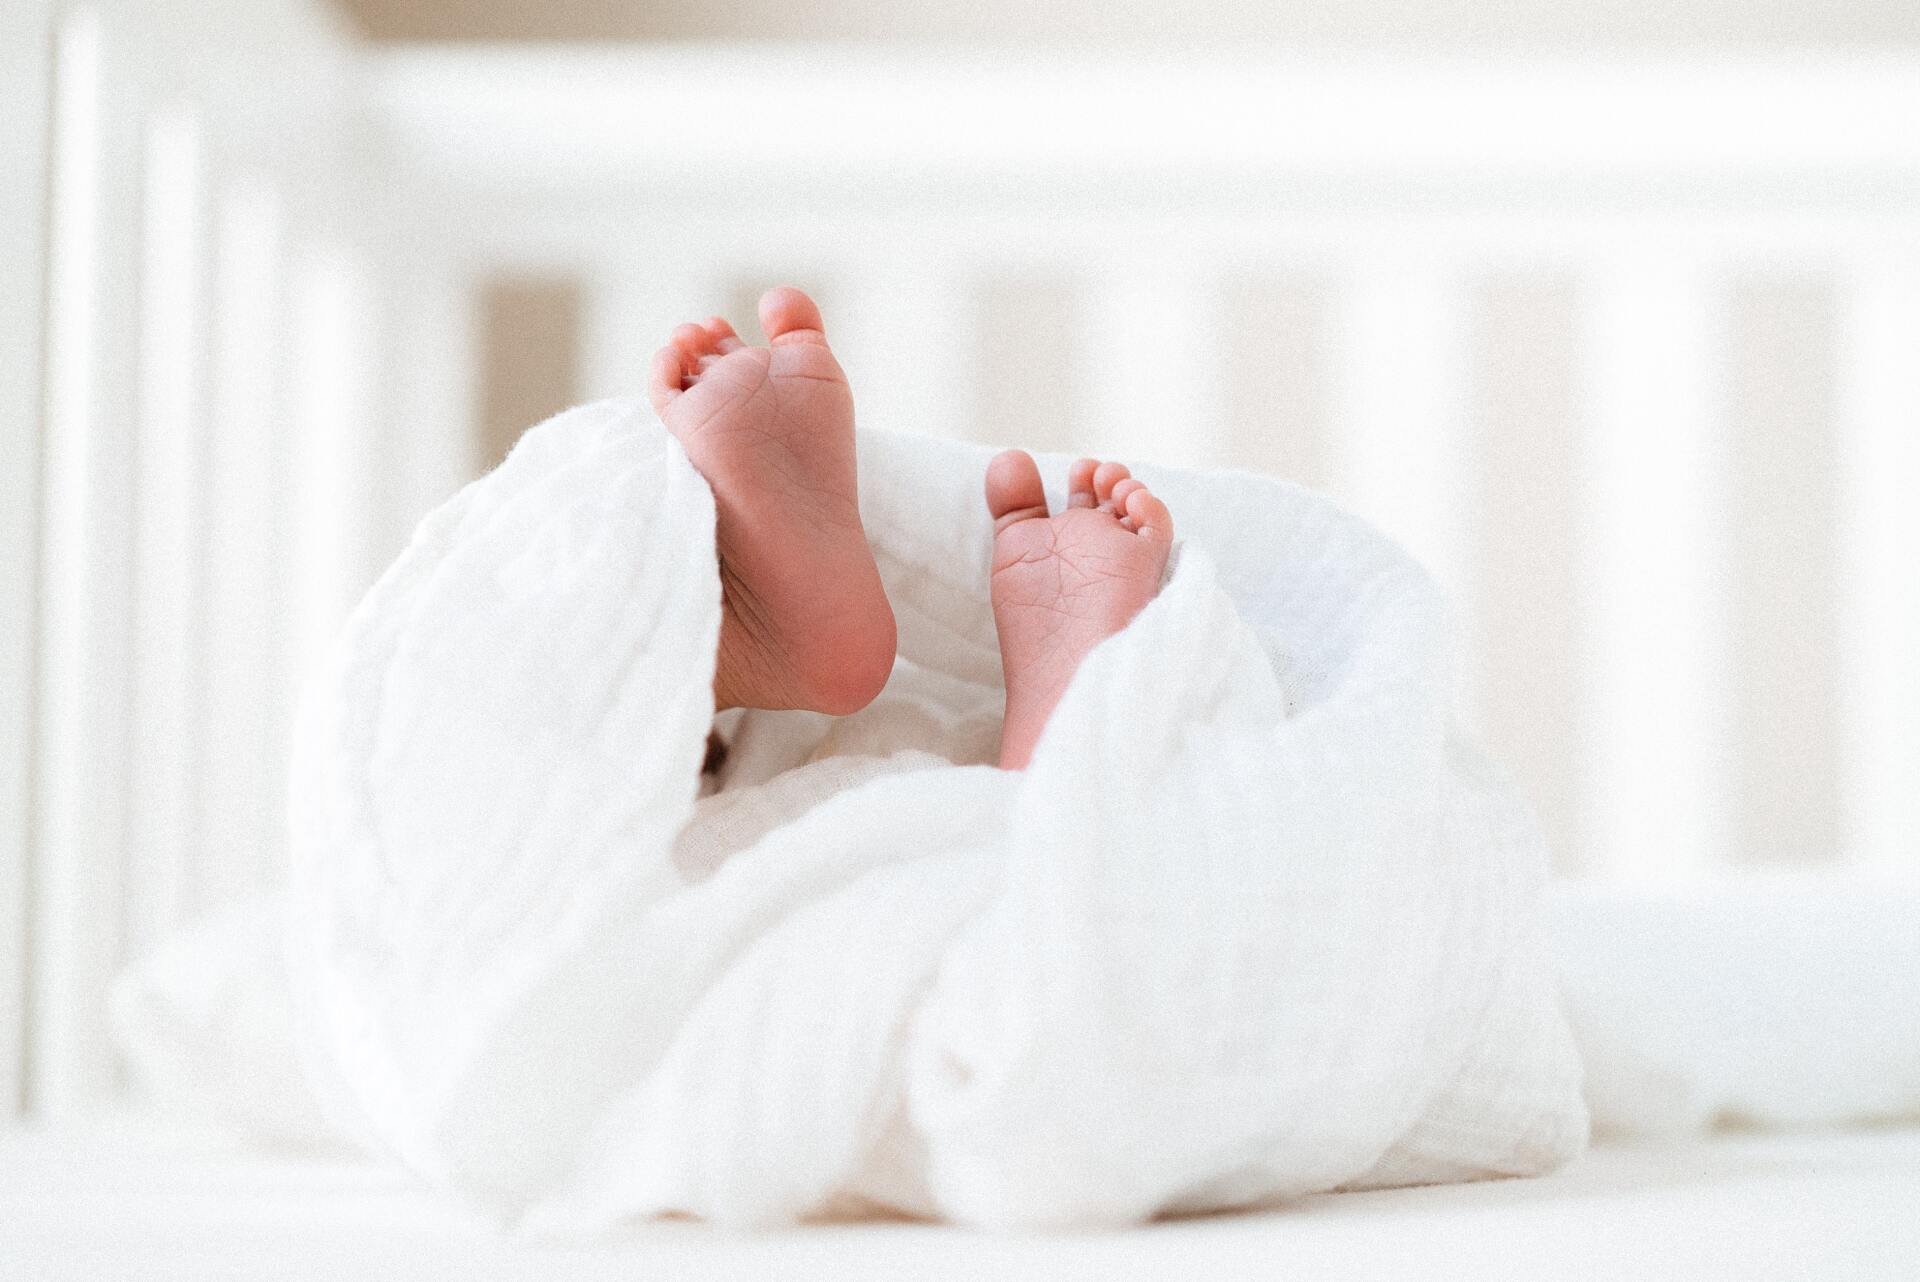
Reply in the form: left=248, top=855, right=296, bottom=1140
left=339, top=0, right=1920, bottom=43
left=2, top=0, right=1917, bottom=1122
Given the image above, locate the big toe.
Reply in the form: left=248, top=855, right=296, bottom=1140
left=986, top=449, right=1049, bottom=530
left=759, top=285, right=828, bottom=346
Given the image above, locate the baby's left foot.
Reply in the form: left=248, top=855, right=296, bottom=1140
left=986, top=450, right=1174, bottom=770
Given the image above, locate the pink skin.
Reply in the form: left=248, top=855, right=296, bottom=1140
left=647, top=286, right=896, bottom=715
left=645, top=285, right=1173, bottom=759
left=985, top=450, right=1174, bottom=770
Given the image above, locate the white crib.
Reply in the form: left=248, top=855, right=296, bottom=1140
left=4, top=0, right=1919, bottom=1123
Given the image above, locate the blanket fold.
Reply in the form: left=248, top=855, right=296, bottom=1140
left=289, top=399, right=1587, bottom=1229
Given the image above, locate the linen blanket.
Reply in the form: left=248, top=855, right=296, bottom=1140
left=287, top=399, right=1587, bottom=1229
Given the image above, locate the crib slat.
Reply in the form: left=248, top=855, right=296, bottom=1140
left=124, top=108, right=209, bottom=963
left=32, top=5, right=145, bottom=1115
left=1326, top=260, right=1479, bottom=724
left=0, top=0, right=56, bottom=1119
left=286, top=245, right=378, bottom=699
left=1576, top=262, right=1727, bottom=881
left=1836, top=255, right=1920, bottom=875
left=197, top=174, right=287, bottom=916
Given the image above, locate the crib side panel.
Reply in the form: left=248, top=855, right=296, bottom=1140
left=23, top=0, right=367, bottom=1120
left=19, top=43, right=1920, bottom=1120
left=398, top=62, right=1920, bottom=885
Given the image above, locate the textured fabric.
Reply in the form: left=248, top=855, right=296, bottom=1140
left=287, top=399, right=1587, bottom=1229
left=119, top=883, right=1920, bottom=1163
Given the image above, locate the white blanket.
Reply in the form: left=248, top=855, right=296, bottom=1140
left=286, top=399, right=1587, bottom=1230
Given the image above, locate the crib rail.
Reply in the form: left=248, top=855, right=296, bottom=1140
left=7, top=5, right=1920, bottom=1120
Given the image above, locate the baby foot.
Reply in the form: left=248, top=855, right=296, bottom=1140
left=648, top=287, right=896, bottom=714
left=985, top=450, right=1174, bottom=770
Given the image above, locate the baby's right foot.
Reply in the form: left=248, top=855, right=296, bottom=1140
left=648, top=287, right=896, bottom=715
left=985, top=450, right=1174, bottom=769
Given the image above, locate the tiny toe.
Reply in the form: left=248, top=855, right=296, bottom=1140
left=759, top=286, right=827, bottom=346
left=671, top=322, right=712, bottom=360
left=704, top=316, right=746, bottom=353
left=986, top=449, right=1049, bottom=529
left=1067, top=458, right=1099, bottom=509
left=1093, top=461, right=1131, bottom=505
left=1124, top=487, right=1174, bottom=541
left=647, top=345, right=688, bottom=415
left=1109, top=477, right=1145, bottom=511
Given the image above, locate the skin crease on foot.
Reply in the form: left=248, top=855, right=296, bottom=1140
left=985, top=449, right=1174, bottom=770
left=647, top=286, right=897, bottom=716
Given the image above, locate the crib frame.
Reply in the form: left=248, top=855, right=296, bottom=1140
left=5, top=0, right=1920, bottom=1121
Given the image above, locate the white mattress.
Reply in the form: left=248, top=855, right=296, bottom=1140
left=3, top=1122, right=1915, bottom=1280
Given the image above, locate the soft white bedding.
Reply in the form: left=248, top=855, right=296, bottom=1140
left=4, top=1121, right=1916, bottom=1282
left=98, top=398, right=1919, bottom=1238
left=285, top=402, right=1585, bottom=1227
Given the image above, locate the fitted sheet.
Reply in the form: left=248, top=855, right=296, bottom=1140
left=4, top=1120, right=1914, bottom=1281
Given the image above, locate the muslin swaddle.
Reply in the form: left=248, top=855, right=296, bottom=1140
left=287, top=399, right=1586, bottom=1229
